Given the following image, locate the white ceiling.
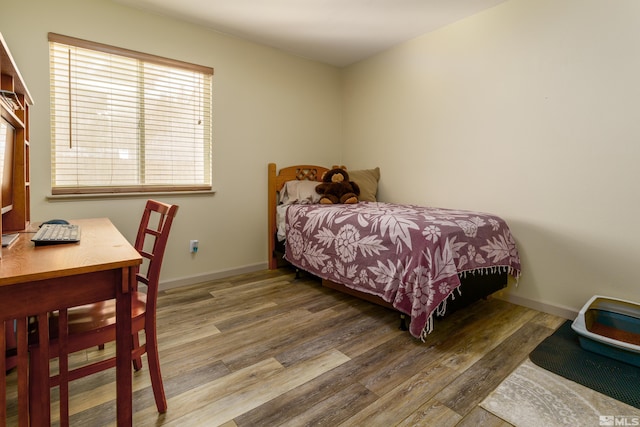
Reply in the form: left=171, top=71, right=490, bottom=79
left=113, top=0, right=508, bottom=67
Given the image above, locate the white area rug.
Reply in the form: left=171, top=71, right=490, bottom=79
left=480, top=358, right=640, bottom=427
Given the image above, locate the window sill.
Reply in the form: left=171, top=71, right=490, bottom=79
left=46, top=189, right=216, bottom=202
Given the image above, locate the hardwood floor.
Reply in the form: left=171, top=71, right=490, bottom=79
left=5, top=268, right=565, bottom=426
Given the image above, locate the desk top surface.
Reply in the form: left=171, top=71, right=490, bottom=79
left=0, top=218, right=142, bottom=286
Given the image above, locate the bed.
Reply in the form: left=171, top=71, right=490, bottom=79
left=267, top=163, right=521, bottom=340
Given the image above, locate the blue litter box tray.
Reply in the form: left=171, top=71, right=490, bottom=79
left=571, top=295, right=640, bottom=367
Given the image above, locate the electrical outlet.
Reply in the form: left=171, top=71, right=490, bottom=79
left=189, top=239, right=199, bottom=253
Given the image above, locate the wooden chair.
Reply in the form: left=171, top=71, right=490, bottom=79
left=29, top=200, right=178, bottom=424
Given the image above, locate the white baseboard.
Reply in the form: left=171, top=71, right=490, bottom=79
left=159, top=262, right=268, bottom=291
left=496, top=293, right=578, bottom=321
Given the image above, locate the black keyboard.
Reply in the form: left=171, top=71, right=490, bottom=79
left=32, top=224, right=81, bottom=246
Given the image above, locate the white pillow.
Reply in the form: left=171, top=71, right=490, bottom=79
left=279, top=180, right=321, bottom=205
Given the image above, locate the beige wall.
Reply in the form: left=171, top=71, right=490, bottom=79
left=1, top=0, right=343, bottom=286
left=4, top=0, right=639, bottom=317
left=342, top=0, right=640, bottom=316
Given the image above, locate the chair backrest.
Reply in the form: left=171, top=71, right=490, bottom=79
left=134, top=200, right=179, bottom=313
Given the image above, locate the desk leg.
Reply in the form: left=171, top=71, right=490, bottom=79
left=59, top=309, right=69, bottom=427
left=1, top=320, right=5, bottom=425
left=116, top=267, right=133, bottom=426
left=29, top=313, right=51, bottom=426
left=0, top=317, right=36, bottom=427
left=4, top=321, right=17, bottom=371
left=14, top=317, right=32, bottom=427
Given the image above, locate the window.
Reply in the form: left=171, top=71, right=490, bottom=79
left=49, top=33, right=213, bottom=195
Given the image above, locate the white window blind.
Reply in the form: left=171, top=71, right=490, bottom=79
left=49, top=33, right=213, bottom=195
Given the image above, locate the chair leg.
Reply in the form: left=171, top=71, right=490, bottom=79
left=145, top=328, right=167, bottom=413
left=132, top=332, right=143, bottom=371
left=28, top=341, right=42, bottom=422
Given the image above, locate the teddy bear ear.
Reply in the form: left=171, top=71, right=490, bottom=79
left=331, top=165, right=348, bottom=170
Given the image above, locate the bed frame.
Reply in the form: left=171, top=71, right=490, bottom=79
left=268, top=163, right=329, bottom=270
left=267, top=162, right=508, bottom=318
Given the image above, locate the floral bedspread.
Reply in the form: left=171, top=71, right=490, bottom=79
left=283, top=202, right=521, bottom=340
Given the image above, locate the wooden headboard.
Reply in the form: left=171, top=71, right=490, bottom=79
left=267, top=163, right=329, bottom=269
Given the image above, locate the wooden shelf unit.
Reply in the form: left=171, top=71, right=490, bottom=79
left=0, top=32, right=33, bottom=246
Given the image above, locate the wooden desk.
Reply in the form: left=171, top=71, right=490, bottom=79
left=0, top=218, right=142, bottom=426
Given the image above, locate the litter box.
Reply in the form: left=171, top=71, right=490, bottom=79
left=571, top=295, right=640, bottom=368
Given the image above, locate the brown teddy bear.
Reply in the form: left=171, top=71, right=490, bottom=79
left=315, top=167, right=360, bottom=204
